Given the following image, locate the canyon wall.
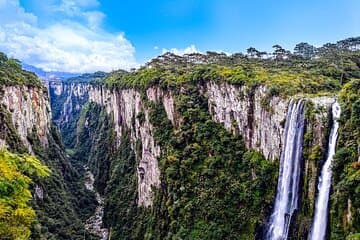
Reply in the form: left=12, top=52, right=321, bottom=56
left=49, top=81, right=89, bottom=127
left=0, top=85, right=51, bottom=152
left=87, top=82, right=335, bottom=208
left=89, top=86, right=163, bottom=207
left=48, top=81, right=89, bottom=147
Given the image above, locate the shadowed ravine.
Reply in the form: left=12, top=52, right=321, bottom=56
left=84, top=166, right=109, bottom=240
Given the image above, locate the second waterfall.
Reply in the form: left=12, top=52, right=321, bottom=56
left=266, top=99, right=305, bottom=240
left=308, top=101, right=341, bottom=240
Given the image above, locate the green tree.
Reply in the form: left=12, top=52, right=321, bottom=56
left=0, top=149, right=50, bottom=239
left=294, top=42, right=316, bottom=59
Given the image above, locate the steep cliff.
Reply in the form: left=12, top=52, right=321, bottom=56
left=47, top=72, right=106, bottom=148
left=89, top=86, right=161, bottom=207
left=66, top=76, right=333, bottom=239
left=48, top=81, right=90, bottom=147
left=48, top=46, right=359, bottom=239
left=330, top=79, right=360, bottom=239
left=0, top=85, right=50, bottom=152
left=206, top=82, right=287, bottom=160
left=0, top=62, right=97, bottom=239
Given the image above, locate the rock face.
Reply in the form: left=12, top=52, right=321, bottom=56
left=88, top=82, right=335, bottom=207
left=206, top=82, right=288, bottom=160
left=0, top=85, right=51, bottom=152
left=89, top=86, right=165, bottom=207
left=48, top=81, right=89, bottom=129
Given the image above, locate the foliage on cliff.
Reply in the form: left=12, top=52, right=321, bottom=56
left=76, top=86, right=278, bottom=239
left=27, top=125, right=99, bottom=240
left=145, top=86, right=278, bottom=239
left=67, top=71, right=108, bottom=83
left=74, top=103, right=113, bottom=194
left=331, top=79, right=360, bottom=239
left=0, top=52, right=42, bottom=87
left=0, top=149, right=50, bottom=239
left=100, top=39, right=359, bottom=97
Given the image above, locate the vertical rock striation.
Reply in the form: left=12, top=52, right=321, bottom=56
left=87, top=80, right=336, bottom=212
left=0, top=85, right=51, bottom=152
left=206, top=82, right=288, bottom=160
left=49, top=81, right=89, bottom=128
left=89, top=86, right=173, bottom=207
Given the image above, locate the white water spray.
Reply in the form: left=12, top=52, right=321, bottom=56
left=308, top=101, right=341, bottom=240
left=266, top=100, right=305, bottom=240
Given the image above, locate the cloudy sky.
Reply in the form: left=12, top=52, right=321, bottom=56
left=0, top=0, right=359, bottom=73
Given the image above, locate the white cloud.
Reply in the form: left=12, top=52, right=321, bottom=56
left=82, top=11, right=105, bottom=28
left=63, top=0, right=100, bottom=8
left=52, top=0, right=104, bottom=28
left=0, top=0, right=138, bottom=72
left=0, top=0, right=37, bottom=25
left=162, top=44, right=200, bottom=55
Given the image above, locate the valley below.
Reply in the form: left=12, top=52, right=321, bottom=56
left=0, top=37, right=359, bottom=240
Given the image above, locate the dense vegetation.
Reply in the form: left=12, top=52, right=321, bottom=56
left=0, top=56, right=98, bottom=239
left=68, top=37, right=360, bottom=239
left=0, top=149, right=50, bottom=239
left=76, top=86, right=278, bottom=239
left=99, top=37, right=359, bottom=97
left=331, top=79, right=360, bottom=239
left=28, top=126, right=98, bottom=240
left=0, top=52, right=42, bottom=87
left=67, top=71, right=107, bottom=83
left=74, top=103, right=114, bottom=194
left=145, top=86, right=278, bottom=239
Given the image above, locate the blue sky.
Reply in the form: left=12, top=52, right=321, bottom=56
left=0, top=0, right=359, bottom=72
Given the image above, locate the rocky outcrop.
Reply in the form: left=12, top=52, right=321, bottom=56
left=0, top=85, right=51, bottom=152
left=89, top=86, right=163, bottom=207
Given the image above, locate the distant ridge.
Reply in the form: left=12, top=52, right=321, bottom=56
left=21, top=63, right=80, bottom=81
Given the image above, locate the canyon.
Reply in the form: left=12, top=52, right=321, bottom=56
left=0, top=45, right=359, bottom=239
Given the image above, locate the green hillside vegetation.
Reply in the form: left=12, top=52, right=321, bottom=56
left=0, top=57, right=98, bottom=239
left=99, top=38, right=360, bottom=97
left=66, top=71, right=108, bottom=83
left=331, top=79, right=360, bottom=239
left=0, top=52, right=42, bottom=87
left=0, top=149, right=50, bottom=239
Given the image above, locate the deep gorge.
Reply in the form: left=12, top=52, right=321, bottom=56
left=0, top=42, right=359, bottom=239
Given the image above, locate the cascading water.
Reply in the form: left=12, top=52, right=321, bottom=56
left=266, top=99, right=305, bottom=240
left=308, top=101, right=341, bottom=240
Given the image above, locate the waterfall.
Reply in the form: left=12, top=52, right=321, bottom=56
left=266, top=99, right=305, bottom=240
left=308, top=101, right=341, bottom=240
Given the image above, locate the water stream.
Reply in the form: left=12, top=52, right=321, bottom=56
left=84, top=167, right=109, bottom=240
left=266, top=99, right=305, bottom=240
left=308, top=101, right=341, bottom=240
